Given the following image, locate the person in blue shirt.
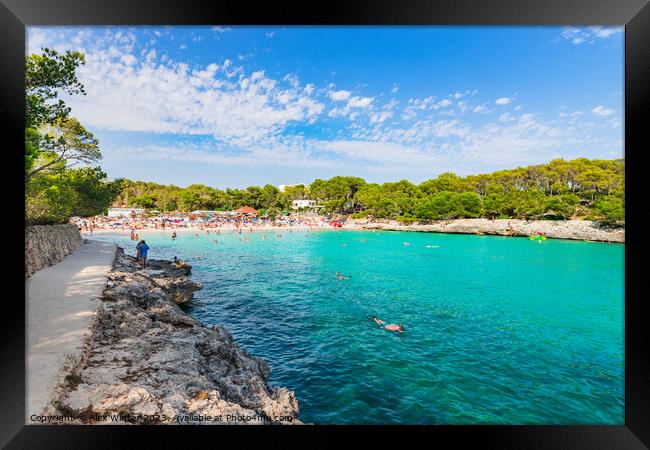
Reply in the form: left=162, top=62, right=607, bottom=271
left=136, top=240, right=150, bottom=268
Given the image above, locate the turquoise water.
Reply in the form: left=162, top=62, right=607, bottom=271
left=94, top=229, right=624, bottom=424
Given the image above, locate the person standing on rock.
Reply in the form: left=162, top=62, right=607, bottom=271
left=136, top=240, right=150, bottom=268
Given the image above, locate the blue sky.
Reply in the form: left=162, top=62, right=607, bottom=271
left=28, top=26, right=623, bottom=188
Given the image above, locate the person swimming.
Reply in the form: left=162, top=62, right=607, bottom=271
left=403, top=242, right=411, bottom=246
left=171, top=231, right=177, bottom=239
left=371, top=316, right=404, bottom=333
left=424, top=244, right=440, bottom=248
left=336, top=272, right=351, bottom=280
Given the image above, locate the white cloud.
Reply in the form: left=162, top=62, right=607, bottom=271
left=401, top=109, right=417, bottom=121
left=591, top=105, right=614, bottom=117
left=120, top=54, right=137, bottom=65
left=369, top=111, right=393, bottom=124
left=559, top=27, right=623, bottom=45
left=347, top=96, right=374, bottom=108
left=317, top=140, right=439, bottom=166
left=43, top=29, right=326, bottom=148
left=473, top=104, right=490, bottom=113
left=328, top=90, right=351, bottom=102
left=211, top=26, right=231, bottom=33
left=27, top=27, right=623, bottom=176
left=391, top=84, right=399, bottom=94
left=383, top=99, right=399, bottom=110
left=326, top=94, right=375, bottom=120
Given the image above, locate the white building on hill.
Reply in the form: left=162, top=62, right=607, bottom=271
left=291, top=199, right=320, bottom=210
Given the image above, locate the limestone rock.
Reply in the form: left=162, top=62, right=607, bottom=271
left=53, top=247, right=300, bottom=425
left=352, top=218, right=624, bottom=243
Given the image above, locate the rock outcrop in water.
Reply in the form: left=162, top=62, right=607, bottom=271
left=349, top=218, right=624, bottom=243
left=50, top=248, right=300, bottom=424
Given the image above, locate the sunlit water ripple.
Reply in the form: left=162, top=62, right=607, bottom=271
left=94, top=229, right=624, bottom=424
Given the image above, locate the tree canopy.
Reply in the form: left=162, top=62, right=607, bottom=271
left=25, top=48, right=121, bottom=225
left=112, top=157, right=624, bottom=225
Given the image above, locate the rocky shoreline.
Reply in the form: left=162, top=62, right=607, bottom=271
left=48, top=247, right=300, bottom=425
left=347, top=218, right=624, bottom=243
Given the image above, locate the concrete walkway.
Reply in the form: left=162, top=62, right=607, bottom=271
left=26, top=240, right=116, bottom=422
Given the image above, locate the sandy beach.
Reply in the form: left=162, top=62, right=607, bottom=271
left=79, top=218, right=624, bottom=243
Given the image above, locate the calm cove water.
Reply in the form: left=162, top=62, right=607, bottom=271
left=94, top=229, right=624, bottom=424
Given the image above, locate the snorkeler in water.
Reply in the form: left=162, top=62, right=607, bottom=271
left=371, top=316, right=404, bottom=333
left=335, top=272, right=351, bottom=280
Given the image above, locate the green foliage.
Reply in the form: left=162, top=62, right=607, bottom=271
left=25, top=47, right=115, bottom=226
left=26, top=168, right=121, bottom=225
left=415, top=191, right=482, bottom=220
left=543, top=194, right=579, bottom=220
left=28, top=117, right=101, bottom=179
left=110, top=158, right=624, bottom=226
left=419, top=172, right=469, bottom=194
left=594, top=195, right=625, bottom=223
left=283, top=184, right=307, bottom=200
left=396, top=215, right=417, bottom=225
left=482, top=192, right=505, bottom=219
left=26, top=48, right=88, bottom=179
left=350, top=210, right=370, bottom=219
left=309, top=176, right=366, bottom=213
left=26, top=48, right=86, bottom=129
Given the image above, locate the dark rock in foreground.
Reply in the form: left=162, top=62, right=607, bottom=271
left=52, top=247, right=300, bottom=425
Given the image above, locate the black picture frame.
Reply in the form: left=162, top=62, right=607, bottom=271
left=3, top=0, right=648, bottom=447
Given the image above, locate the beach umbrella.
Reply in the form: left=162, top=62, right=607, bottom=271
left=236, top=206, right=258, bottom=215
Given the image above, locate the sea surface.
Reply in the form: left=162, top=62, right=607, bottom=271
left=93, top=229, right=624, bottom=424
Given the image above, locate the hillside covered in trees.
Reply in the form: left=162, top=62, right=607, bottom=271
left=114, top=158, right=624, bottom=225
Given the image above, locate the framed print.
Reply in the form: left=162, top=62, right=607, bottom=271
left=2, top=0, right=648, bottom=447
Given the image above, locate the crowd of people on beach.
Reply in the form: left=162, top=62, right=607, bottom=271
left=71, top=211, right=340, bottom=234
